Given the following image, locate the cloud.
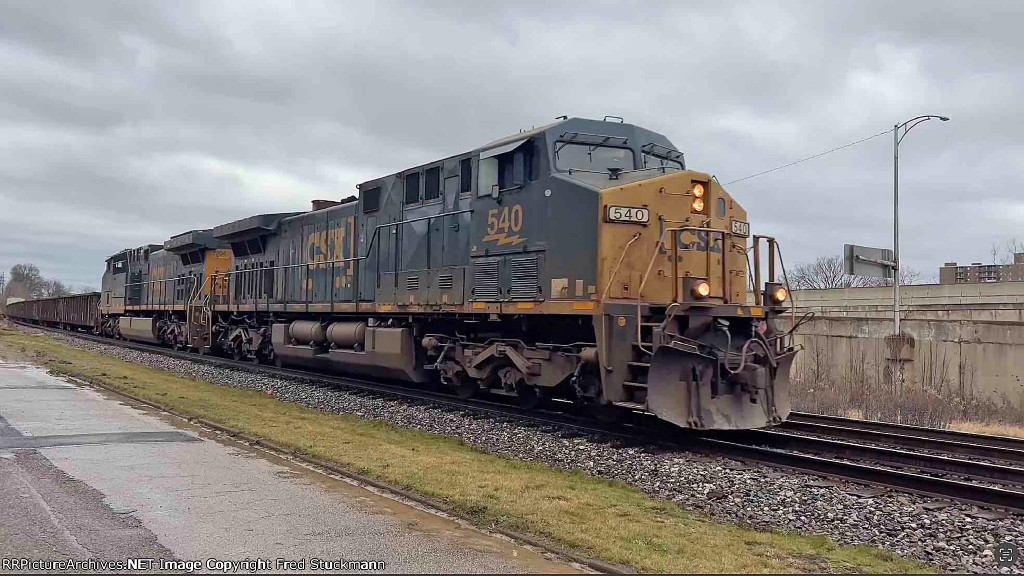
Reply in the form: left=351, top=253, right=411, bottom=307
left=1, top=0, right=1022, bottom=288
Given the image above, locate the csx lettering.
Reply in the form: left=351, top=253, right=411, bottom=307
left=657, top=220, right=722, bottom=253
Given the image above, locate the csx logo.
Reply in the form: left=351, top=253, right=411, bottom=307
left=482, top=204, right=526, bottom=246
left=658, top=219, right=722, bottom=253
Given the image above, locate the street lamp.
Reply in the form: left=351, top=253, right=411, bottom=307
left=893, top=114, right=949, bottom=335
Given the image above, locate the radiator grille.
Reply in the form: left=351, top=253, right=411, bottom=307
left=438, top=273, right=453, bottom=290
left=509, top=257, right=539, bottom=300
left=405, top=276, right=419, bottom=291
left=473, top=260, right=500, bottom=300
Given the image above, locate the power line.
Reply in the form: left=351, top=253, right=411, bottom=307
left=723, top=129, right=890, bottom=186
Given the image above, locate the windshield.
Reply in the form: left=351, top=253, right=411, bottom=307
left=555, top=142, right=635, bottom=172
left=642, top=151, right=683, bottom=171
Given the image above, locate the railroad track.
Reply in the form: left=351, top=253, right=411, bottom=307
left=9, top=320, right=1024, bottom=514
left=783, top=411, right=1024, bottom=463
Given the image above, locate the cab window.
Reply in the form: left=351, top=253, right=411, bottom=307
left=642, top=151, right=683, bottom=171
left=555, top=143, right=635, bottom=172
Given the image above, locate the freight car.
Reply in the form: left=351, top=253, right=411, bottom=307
left=13, top=117, right=798, bottom=430
left=6, top=293, right=100, bottom=331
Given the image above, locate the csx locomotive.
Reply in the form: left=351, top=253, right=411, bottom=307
left=12, top=118, right=798, bottom=429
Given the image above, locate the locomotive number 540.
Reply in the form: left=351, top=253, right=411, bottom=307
left=482, top=204, right=526, bottom=246
left=486, top=204, right=524, bottom=235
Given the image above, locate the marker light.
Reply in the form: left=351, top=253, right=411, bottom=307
left=771, top=286, right=788, bottom=303
left=692, top=183, right=705, bottom=198
left=691, top=197, right=705, bottom=212
left=693, top=281, right=711, bottom=298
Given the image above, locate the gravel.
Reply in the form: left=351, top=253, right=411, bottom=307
left=18, top=326, right=1024, bottom=573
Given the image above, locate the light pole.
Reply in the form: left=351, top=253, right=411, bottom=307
left=892, top=114, right=949, bottom=335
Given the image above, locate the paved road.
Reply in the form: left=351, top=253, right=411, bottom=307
left=0, top=362, right=578, bottom=573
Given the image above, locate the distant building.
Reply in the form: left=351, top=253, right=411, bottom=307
left=939, top=253, right=1024, bottom=284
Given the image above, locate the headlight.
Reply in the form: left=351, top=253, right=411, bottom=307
left=691, top=197, right=705, bottom=212
left=693, top=280, right=711, bottom=298
left=693, top=183, right=705, bottom=198
left=771, top=286, right=788, bottom=303
left=764, top=282, right=788, bottom=306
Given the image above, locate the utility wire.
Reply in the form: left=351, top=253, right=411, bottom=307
left=723, top=129, right=890, bottom=186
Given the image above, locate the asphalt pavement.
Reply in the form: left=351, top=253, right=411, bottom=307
left=0, top=361, right=579, bottom=573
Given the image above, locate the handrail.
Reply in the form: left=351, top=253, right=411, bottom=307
left=194, top=208, right=476, bottom=310
left=212, top=209, right=473, bottom=278
left=116, top=209, right=474, bottom=314
left=598, top=231, right=642, bottom=371
left=122, top=275, right=199, bottom=310
left=601, top=232, right=642, bottom=301
left=634, top=225, right=729, bottom=355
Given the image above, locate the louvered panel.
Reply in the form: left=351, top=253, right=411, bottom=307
left=473, top=260, right=500, bottom=300
left=406, top=276, right=420, bottom=291
left=509, top=257, right=539, bottom=300
left=438, top=273, right=453, bottom=290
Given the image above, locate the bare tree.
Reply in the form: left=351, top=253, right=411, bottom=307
left=789, top=256, right=877, bottom=289
left=790, top=255, right=921, bottom=290
left=873, top=267, right=922, bottom=287
left=40, top=279, right=70, bottom=298
left=990, top=237, right=1024, bottom=265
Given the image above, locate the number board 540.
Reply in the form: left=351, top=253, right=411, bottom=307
left=606, top=205, right=649, bottom=224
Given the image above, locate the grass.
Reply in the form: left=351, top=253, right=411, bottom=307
left=0, top=327, right=931, bottom=574
left=949, top=420, right=1024, bottom=438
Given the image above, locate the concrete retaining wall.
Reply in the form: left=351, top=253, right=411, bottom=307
left=782, top=282, right=1024, bottom=405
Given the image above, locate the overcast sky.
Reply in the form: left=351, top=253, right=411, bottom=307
left=1, top=0, right=1021, bottom=288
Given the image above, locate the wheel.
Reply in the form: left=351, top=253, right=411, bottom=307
left=515, top=383, right=541, bottom=410
left=589, top=402, right=623, bottom=424
left=273, top=357, right=283, bottom=368
left=453, top=374, right=478, bottom=399
left=231, top=345, right=243, bottom=362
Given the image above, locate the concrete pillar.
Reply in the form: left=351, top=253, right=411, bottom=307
left=883, top=332, right=916, bottom=389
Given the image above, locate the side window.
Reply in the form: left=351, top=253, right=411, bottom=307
left=246, top=238, right=263, bottom=255
left=498, top=153, right=515, bottom=190
left=459, top=158, right=472, bottom=194
left=498, top=144, right=534, bottom=189
left=424, top=167, right=441, bottom=201
left=362, top=187, right=380, bottom=213
left=479, top=139, right=537, bottom=196
left=404, top=172, right=420, bottom=204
